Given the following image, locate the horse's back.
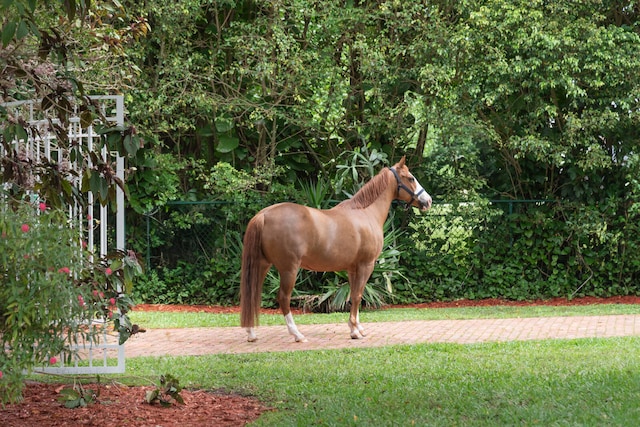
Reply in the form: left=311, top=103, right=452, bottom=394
left=254, top=202, right=382, bottom=272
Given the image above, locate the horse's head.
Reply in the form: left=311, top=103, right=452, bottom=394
left=389, top=156, right=433, bottom=211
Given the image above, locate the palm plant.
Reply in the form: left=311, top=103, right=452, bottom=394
left=298, top=177, right=333, bottom=209
left=333, top=146, right=389, bottom=199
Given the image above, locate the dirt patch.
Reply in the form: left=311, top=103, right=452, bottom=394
left=2, top=381, right=268, bottom=427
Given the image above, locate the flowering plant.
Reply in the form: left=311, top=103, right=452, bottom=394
left=0, top=199, right=142, bottom=403
left=73, top=248, right=142, bottom=345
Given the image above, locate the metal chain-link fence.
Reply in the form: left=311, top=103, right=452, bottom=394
left=138, top=201, right=246, bottom=304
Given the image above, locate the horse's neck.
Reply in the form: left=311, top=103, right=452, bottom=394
left=363, top=182, right=397, bottom=227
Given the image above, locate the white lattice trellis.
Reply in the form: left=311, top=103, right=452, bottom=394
left=1, top=95, right=127, bottom=374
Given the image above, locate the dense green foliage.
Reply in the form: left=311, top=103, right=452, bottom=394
left=125, top=0, right=640, bottom=305
left=405, top=199, right=640, bottom=301
left=2, top=0, right=640, bottom=308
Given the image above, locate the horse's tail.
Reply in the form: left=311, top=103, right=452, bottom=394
left=240, top=214, right=265, bottom=329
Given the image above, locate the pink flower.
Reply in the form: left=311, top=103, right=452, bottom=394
left=49, top=357, right=57, bottom=365
left=78, top=295, right=85, bottom=306
left=21, top=224, right=29, bottom=233
left=105, top=267, right=113, bottom=276
left=87, top=214, right=92, bottom=221
left=38, top=202, right=47, bottom=212
left=58, top=267, right=70, bottom=274
left=109, top=297, right=116, bottom=306
left=107, top=311, right=114, bottom=319
left=0, top=370, right=3, bottom=379
left=93, top=290, right=99, bottom=297
left=81, top=240, right=87, bottom=249
left=99, top=292, right=104, bottom=299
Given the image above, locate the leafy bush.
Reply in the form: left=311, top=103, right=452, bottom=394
left=133, top=149, right=640, bottom=307
left=0, top=200, right=142, bottom=403
left=133, top=162, right=297, bottom=305
left=400, top=199, right=640, bottom=302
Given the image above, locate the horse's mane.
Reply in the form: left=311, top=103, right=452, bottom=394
left=335, top=168, right=392, bottom=210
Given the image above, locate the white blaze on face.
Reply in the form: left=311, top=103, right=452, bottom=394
left=414, top=178, right=433, bottom=210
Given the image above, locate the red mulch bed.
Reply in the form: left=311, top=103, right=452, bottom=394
left=2, top=382, right=269, bottom=427
left=3, top=296, right=638, bottom=426
left=133, top=295, right=640, bottom=314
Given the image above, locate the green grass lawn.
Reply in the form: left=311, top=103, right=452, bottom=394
left=31, top=304, right=639, bottom=425
left=129, top=303, right=640, bottom=329
left=117, top=304, right=640, bottom=425
left=123, top=337, right=640, bottom=426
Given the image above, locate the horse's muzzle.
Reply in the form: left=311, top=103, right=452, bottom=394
left=418, top=194, right=432, bottom=211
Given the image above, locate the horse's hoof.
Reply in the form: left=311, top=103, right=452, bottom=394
left=294, top=336, right=308, bottom=343
left=350, top=333, right=361, bottom=340
left=246, top=327, right=258, bottom=342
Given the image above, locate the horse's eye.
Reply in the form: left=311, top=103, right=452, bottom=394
left=408, top=177, right=415, bottom=183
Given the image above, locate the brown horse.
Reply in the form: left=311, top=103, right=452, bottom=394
left=240, top=156, right=432, bottom=342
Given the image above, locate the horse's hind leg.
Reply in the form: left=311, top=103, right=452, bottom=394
left=277, top=268, right=307, bottom=342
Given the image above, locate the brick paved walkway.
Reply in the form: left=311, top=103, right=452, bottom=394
left=123, top=314, right=640, bottom=358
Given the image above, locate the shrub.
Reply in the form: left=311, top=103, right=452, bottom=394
left=0, top=200, right=141, bottom=403
left=400, top=199, right=640, bottom=302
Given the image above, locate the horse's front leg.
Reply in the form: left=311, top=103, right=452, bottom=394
left=347, top=264, right=373, bottom=339
left=285, top=312, right=307, bottom=342
left=278, top=268, right=308, bottom=342
left=348, top=312, right=366, bottom=339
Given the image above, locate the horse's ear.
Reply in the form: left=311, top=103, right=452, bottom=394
left=397, top=155, right=406, bottom=168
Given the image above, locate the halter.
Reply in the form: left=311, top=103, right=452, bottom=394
left=388, top=167, right=426, bottom=210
